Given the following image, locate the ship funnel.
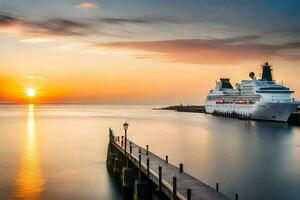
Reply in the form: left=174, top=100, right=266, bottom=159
left=261, top=62, right=272, bottom=81
left=249, top=72, right=256, bottom=79
left=220, top=78, right=233, bottom=89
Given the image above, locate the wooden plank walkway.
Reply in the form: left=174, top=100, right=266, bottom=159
left=112, top=135, right=231, bottom=200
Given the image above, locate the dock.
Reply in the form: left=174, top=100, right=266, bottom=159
left=106, top=128, right=233, bottom=200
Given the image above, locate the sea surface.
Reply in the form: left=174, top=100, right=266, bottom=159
left=0, top=104, right=300, bottom=200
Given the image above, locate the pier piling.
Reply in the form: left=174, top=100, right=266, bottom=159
left=122, top=168, right=135, bottom=198
left=179, top=163, right=183, bottom=173
left=173, top=175, right=177, bottom=200
left=235, top=193, right=239, bottom=200
left=134, top=180, right=151, bottom=200
left=113, top=158, right=122, bottom=178
left=146, top=145, right=149, bottom=156
left=216, top=183, right=219, bottom=192
left=187, top=188, right=191, bottom=200
left=146, top=156, right=150, bottom=178
left=166, top=155, right=168, bottom=163
left=158, top=165, right=162, bottom=192
left=138, top=152, right=142, bottom=180
left=130, top=142, right=132, bottom=154
left=107, top=152, right=116, bottom=169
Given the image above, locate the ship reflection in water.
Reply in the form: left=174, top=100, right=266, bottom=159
left=13, top=104, right=44, bottom=199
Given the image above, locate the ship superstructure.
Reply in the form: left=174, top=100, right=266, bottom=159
left=205, top=62, right=299, bottom=122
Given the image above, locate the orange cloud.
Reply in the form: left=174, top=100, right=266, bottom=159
left=74, top=2, right=98, bottom=9
left=100, top=38, right=300, bottom=65
left=0, top=15, right=25, bottom=28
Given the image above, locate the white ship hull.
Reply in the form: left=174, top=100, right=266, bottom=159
left=205, top=101, right=299, bottom=122
left=252, top=102, right=299, bottom=122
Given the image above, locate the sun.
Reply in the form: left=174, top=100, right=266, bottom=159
left=26, top=88, right=36, bottom=97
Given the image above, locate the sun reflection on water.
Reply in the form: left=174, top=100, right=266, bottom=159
left=13, top=104, right=44, bottom=200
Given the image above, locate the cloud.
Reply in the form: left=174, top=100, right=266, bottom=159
left=26, top=76, right=46, bottom=80
left=0, top=13, right=94, bottom=38
left=18, top=37, right=55, bottom=43
left=97, top=16, right=183, bottom=25
left=99, top=37, right=300, bottom=65
left=263, top=28, right=300, bottom=35
left=0, top=14, right=25, bottom=29
left=25, top=18, right=92, bottom=37
left=74, top=2, right=98, bottom=9
left=0, top=12, right=184, bottom=41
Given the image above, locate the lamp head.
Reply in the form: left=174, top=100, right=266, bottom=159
left=123, top=122, right=129, bottom=131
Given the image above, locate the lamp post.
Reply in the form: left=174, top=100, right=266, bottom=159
left=123, top=122, right=129, bottom=167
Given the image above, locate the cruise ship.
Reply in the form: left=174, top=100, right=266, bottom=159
left=205, top=62, right=299, bottom=122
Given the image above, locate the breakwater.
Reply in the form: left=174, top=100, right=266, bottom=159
left=154, top=105, right=205, bottom=113
left=106, top=128, right=234, bottom=200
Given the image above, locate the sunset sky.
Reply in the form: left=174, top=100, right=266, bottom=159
left=0, top=0, right=299, bottom=104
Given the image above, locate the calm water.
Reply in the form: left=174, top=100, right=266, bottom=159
left=0, top=105, right=300, bottom=200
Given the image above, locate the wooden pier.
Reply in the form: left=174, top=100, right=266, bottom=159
left=107, top=128, right=232, bottom=200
